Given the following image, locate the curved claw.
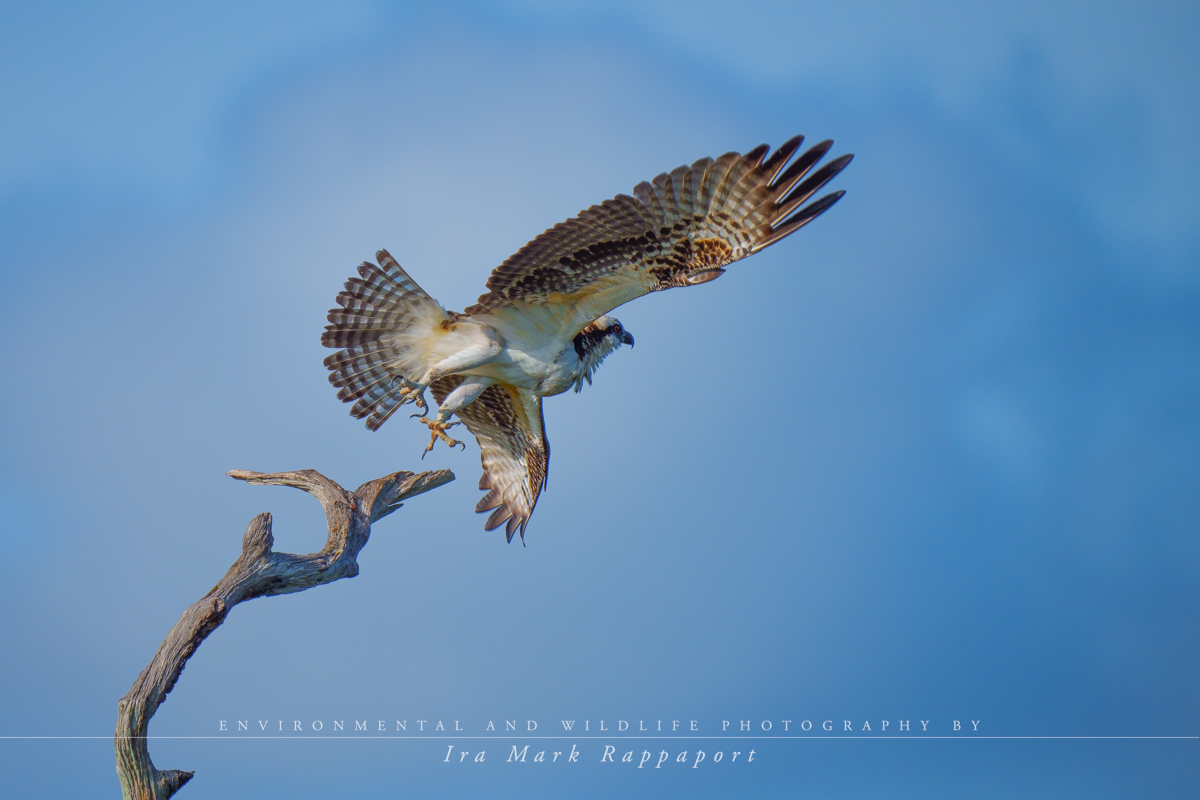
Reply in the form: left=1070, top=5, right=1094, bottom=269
left=415, top=416, right=464, bottom=457
left=393, top=381, right=428, bottom=414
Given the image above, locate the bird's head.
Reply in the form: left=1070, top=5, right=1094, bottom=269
left=572, top=315, right=634, bottom=392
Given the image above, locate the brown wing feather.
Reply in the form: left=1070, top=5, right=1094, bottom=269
left=431, top=376, right=549, bottom=543
left=463, top=136, right=852, bottom=317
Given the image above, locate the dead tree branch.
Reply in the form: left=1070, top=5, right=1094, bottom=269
left=114, top=467, right=454, bottom=800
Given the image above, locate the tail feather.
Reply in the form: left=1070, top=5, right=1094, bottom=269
left=339, top=273, right=410, bottom=310
left=326, top=345, right=398, bottom=387
left=321, top=328, right=390, bottom=349
left=325, top=311, right=405, bottom=331
left=322, top=250, right=444, bottom=430
left=330, top=251, right=437, bottom=324
left=350, top=378, right=411, bottom=430
left=322, top=338, right=394, bottom=371
left=336, top=366, right=397, bottom=403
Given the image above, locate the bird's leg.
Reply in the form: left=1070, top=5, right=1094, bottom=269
left=406, top=328, right=503, bottom=424
left=416, top=417, right=463, bottom=458
left=418, top=332, right=503, bottom=386
left=415, top=376, right=496, bottom=459
left=390, top=375, right=428, bottom=414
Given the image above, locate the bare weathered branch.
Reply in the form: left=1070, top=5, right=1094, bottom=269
left=114, top=467, right=454, bottom=799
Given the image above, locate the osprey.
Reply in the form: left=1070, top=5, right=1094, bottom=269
left=322, top=136, right=852, bottom=541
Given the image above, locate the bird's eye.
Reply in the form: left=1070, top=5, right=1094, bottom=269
left=612, top=324, right=621, bottom=333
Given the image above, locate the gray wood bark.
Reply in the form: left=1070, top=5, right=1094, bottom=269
left=114, top=467, right=454, bottom=799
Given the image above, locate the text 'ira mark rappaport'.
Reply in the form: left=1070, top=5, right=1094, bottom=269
left=442, top=745, right=757, bottom=767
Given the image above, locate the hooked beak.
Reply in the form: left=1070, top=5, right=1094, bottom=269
left=619, top=330, right=634, bottom=348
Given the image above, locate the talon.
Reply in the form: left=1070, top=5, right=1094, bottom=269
left=415, top=416, right=464, bottom=455
left=393, top=379, right=429, bottom=413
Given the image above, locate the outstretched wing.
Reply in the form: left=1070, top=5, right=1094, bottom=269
left=431, top=376, right=549, bottom=543
left=464, top=135, right=852, bottom=323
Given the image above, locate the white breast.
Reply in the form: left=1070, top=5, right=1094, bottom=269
left=459, top=305, right=582, bottom=396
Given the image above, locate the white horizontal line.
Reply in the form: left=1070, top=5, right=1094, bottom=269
left=5, top=736, right=1196, bottom=740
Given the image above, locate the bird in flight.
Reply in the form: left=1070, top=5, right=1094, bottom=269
left=322, top=135, right=852, bottom=542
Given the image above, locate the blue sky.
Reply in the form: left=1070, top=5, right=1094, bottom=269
left=1, top=2, right=1196, bottom=797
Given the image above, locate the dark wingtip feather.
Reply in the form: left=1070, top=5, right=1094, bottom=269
left=771, top=153, right=854, bottom=226
left=744, top=143, right=770, bottom=167
left=761, top=135, right=804, bottom=184
left=791, top=189, right=846, bottom=225
left=770, top=139, right=834, bottom=197
left=752, top=190, right=846, bottom=253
